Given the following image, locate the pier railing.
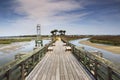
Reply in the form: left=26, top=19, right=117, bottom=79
left=0, top=40, right=55, bottom=80
left=62, top=39, right=120, bottom=80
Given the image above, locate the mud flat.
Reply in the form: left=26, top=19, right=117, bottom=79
left=80, top=40, right=120, bottom=54
left=0, top=42, right=29, bottom=53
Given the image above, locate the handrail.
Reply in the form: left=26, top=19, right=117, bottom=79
left=0, top=40, right=55, bottom=80
left=62, top=39, right=120, bottom=80
left=0, top=47, right=43, bottom=75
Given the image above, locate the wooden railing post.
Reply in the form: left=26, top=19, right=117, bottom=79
left=32, top=55, right=35, bottom=65
left=38, top=51, right=41, bottom=61
left=61, top=39, right=120, bottom=80
left=21, top=63, right=25, bottom=80
left=78, top=50, right=81, bottom=61
left=41, top=50, right=44, bottom=57
left=6, top=70, right=11, bottom=80
left=84, top=53, right=87, bottom=65
left=94, top=59, right=98, bottom=80
left=0, top=41, right=55, bottom=80
left=71, top=45, right=74, bottom=53
left=107, top=67, right=112, bottom=80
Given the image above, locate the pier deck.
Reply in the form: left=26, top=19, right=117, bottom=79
left=26, top=40, right=93, bottom=80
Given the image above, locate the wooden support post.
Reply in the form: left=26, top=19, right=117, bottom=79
left=38, top=52, right=41, bottom=61
left=32, top=55, right=35, bottom=66
left=41, top=51, right=43, bottom=57
left=21, top=63, right=25, bottom=80
left=6, top=70, right=11, bottom=80
left=94, top=59, right=98, bottom=80
left=43, top=49, right=46, bottom=56
left=84, top=53, right=87, bottom=66
left=71, top=45, right=74, bottom=53
left=73, top=46, right=75, bottom=53
left=37, top=54, right=39, bottom=62
left=107, top=67, right=112, bottom=80
left=78, top=50, right=81, bottom=61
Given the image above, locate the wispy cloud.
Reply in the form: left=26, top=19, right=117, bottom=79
left=0, top=0, right=120, bottom=36
left=14, top=0, right=86, bottom=24
left=0, top=0, right=89, bottom=36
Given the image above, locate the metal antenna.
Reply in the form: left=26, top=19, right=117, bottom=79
left=37, top=24, right=41, bottom=41
left=35, top=24, right=43, bottom=47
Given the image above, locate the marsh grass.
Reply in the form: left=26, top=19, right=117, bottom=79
left=0, top=39, right=31, bottom=44
left=90, top=36, right=120, bottom=46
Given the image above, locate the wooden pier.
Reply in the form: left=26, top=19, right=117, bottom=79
left=26, top=40, right=92, bottom=80
left=0, top=38, right=120, bottom=80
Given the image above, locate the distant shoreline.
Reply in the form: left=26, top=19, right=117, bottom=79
left=89, top=36, right=120, bottom=46
left=0, top=38, right=31, bottom=44
left=79, top=40, right=120, bottom=54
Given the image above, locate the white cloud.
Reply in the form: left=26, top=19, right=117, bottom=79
left=0, top=0, right=120, bottom=36
left=14, top=0, right=85, bottom=24
left=0, top=0, right=88, bottom=36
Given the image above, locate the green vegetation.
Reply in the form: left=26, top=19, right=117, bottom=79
left=51, top=29, right=58, bottom=36
left=0, top=38, right=31, bottom=44
left=58, top=30, right=66, bottom=35
left=50, top=29, right=66, bottom=36
left=63, top=35, right=87, bottom=41
left=50, top=29, right=88, bottom=41
left=89, top=36, right=120, bottom=46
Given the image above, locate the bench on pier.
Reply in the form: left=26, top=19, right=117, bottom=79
left=52, top=43, right=55, bottom=46
left=63, top=43, right=67, bottom=46
left=65, top=46, right=71, bottom=51
left=47, top=46, right=53, bottom=51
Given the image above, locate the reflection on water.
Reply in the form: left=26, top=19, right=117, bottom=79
left=0, top=40, right=51, bottom=66
left=70, top=38, right=120, bottom=66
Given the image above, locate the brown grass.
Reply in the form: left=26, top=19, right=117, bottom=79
left=80, top=40, right=120, bottom=54
left=90, top=35, right=120, bottom=46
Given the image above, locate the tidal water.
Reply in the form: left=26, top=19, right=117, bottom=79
left=0, top=40, right=51, bottom=66
left=70, top=38, right=120, bottom=66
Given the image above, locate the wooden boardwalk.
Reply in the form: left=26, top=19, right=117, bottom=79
left=26, top=40, right=93, bottom=80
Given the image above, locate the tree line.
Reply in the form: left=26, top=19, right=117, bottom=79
left=51, top=29, right=66, bottom=36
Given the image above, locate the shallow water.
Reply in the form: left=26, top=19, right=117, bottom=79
left=70, top=38, right=120, bottom=65
left=0, top=40, right=51, bottom=66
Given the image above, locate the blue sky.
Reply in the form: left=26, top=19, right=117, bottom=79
left=0, top=0, right=120, bottom=36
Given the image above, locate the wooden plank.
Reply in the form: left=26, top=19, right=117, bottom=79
left=69, top=54, right=84, bottom=79
left=34, top=54, right=50, bottom=80
left=62, top=52, right=69, bottom=80
left=26, top=53, right=50, bottom=80
left=59, top=49, right=65, bottom=80
left=66, top=52, right=79, bottom=80
left=56, top=53, right=60, bottom=80
left=65, top=53, right=75, bottom=80
left=35, top=52, right=52, bottom=80
left=70, top=53, right=93, bottom=80
left=41, top=53, right=53, bottom=80
left=26, top=40, right=93, bottom=80
left=36, top=52, right=52, bottom=80
left=46, top=50, right=56, bottom=80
